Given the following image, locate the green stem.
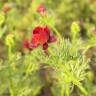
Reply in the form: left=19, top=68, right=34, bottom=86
left=63, top=64, right=88, bottom=95
left=8, top=62, right=16, bottom=96
left=51, top=26, right=62, bottom=40
left=23, top=54, right=32, bottom=80
left=8, top=46, right=16, bottom=96
left=8, top=46, right=11, bottom=60
left=26, top=54, right=31, bottom=75
left=82, top=45, right=93, bottom=55
left=61, top=85, right=64, bottom=96
left=73, top=79, right=88, bottom=95
left=65, top=83, right=70, bottom=96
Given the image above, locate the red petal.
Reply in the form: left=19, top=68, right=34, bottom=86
left=48, top=35, right=56, bottom=43
left=33, top=26, right=43, bottom=34
left=32, top=26, right=51, bottom=41
left=32, top=34, right=48, bottom=45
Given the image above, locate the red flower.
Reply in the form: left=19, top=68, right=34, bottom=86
left=23, top=26, right=56, bottom=51
left=37, top=4, right=46, bottom=15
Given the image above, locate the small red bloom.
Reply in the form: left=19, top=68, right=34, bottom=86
left=23, top=26, right=56, bottom=52
left=37, top=4, right=46, bottom=15
left=32, top=26, right=56, bottom=50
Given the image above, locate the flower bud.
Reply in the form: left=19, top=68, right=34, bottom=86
left=71, top=21, right=80, bottom=39
left=5, top=34, right=15, bottom=47
left=71, top=21, right=80, bottom=33
left=37, top=4, right=46, bottom=15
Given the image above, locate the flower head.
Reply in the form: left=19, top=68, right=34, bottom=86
left=23, top=26, right=56, bottom=52
left=37, top=4, right=46, bottom=15
left=32, top=26, right=56, bottom=48
left=5, top=34, right=15, bottom=47
left=71, top=22, right=80, bottom=33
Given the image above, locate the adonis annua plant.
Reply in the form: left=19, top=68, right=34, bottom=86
left=0, top=0, right=91, bottom=96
